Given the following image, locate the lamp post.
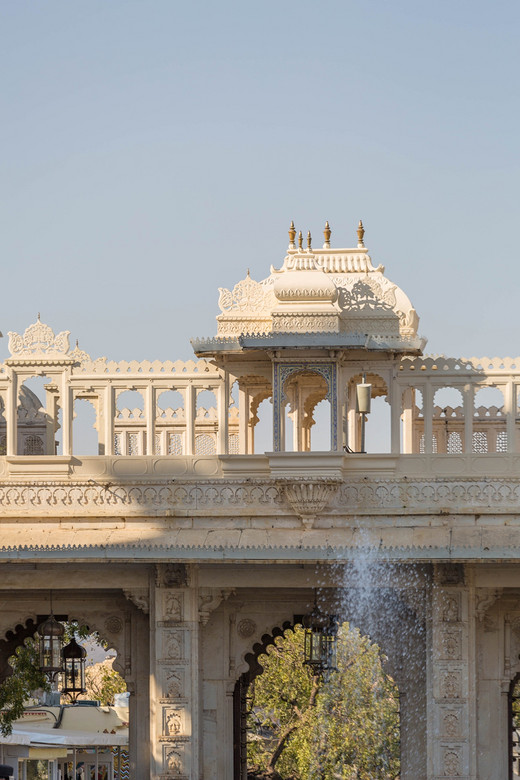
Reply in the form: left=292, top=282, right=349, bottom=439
left=62, top=637, right=87, bottom=703
left=356, top=373, right=372, bottom=454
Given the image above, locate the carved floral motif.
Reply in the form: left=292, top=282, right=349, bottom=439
left=441, top=671, right=461, bottom=699
left=237, top=618, right=256, bottom=638
left=104, top=616, right=123, bottom=635
left=443, top=712, right=460, bottom=737
left=440, top=628, right=461, bottom=660
left=443, top=749, right=461, bottom=776
left=218, top=274, right=274, bottom=314
left=8, top=317, right=70, bottom=357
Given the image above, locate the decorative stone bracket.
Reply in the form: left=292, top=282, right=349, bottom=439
left=277, top=478, right=341, bottom=528
left=475, top=587, right=503, bottom=621
left=198, top=587, right=235, bottom=625
left=123, top=587, right=149, bottom=614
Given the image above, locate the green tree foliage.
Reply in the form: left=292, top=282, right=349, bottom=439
left=84, top=657, right=127, bottom=705
left=0, top=623, right=123, bottom=736
left=247, top=623, right=400, bottom=780
left=0, top=640, right=49, bottom=736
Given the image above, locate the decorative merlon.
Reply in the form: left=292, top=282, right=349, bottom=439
left=8, top=315, right=70, bottom=358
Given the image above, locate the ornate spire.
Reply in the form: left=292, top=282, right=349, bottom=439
left=357, top=220, right=365, bottom=248
left=298, top=230, right=303, bottom=250
left=288, top=221, right=296, bottom=250
left=323, top=221, right=331, bottom=248
left=307, top=230, right=312, bottom=250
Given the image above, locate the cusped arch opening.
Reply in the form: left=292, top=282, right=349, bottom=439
left=234, top=616, right=400, bottom=780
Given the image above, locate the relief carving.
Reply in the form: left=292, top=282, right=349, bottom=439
left=442, top=596, right=459, bottom=623
left=165, top=747, right=182, bottom=774
left=165, top=708, right=182, bottom=736
left=237, top=618, right=257, bottom=638
left=443, top=749, right=461, bottom=776
left=165, top=670, right=183, bottom=699
left=441, top=671, right=461, bottom=699
left=104, top=616, right=123, bottom=635
left=123, top=588, right=149, bottom=614
left=278, top=478, right=341, bottom=526
left=157, top=563, right=188, bottom=588
left=164, top=631, right=183, bottom=660
left=443, top=712, right=460, bottom=737
left=440, top=628, right=462, bottom=660
left=475, top=588, right=503, bottom=621
left=198, top=588, right=234, bottom=625
left=164, top=593, right=183, bottom=621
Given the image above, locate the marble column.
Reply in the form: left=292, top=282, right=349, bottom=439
left=151, top=564, right=200, bottom=779
left=428, top=564, right=475, bottom=780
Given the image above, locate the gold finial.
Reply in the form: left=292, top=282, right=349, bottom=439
left=288, top=220, right=296, bottom=249
left=323, top=221, right=331, bottom=248
left=298, top=230, right=303, bottom=250
left=37, top=312, right=41, bottom=321
left=357, top=220, right=365, bottom=248
left=307, top=230, right=312, bottom=250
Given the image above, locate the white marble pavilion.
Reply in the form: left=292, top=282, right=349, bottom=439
left=0, top=221, right=517, bottom=779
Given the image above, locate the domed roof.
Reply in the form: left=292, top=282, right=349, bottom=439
left=193, top=221, right=425, bottom=355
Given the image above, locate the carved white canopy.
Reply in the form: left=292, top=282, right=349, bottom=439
left=214, top=235, right=422, bottom=350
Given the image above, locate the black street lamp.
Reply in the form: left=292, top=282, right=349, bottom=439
left=302, top=601, right=338, bottom=679
left=38, top=613, right=65, bottom=681
left=62, top=637, right=87, bottom=703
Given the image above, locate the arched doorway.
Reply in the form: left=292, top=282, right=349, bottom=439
left=233, top=620, right=400, bottom=780
left=0, top=587, right=149, bottom=779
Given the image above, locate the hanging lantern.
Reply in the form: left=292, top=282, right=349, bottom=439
left=38, top=614, right=65, bottom=680
left=302, top=603, right=338, bottom=679
left=62, top=637, right=87, bottom=702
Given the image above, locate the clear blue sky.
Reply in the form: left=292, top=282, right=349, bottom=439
left=1, top=0, right=519, bottom=361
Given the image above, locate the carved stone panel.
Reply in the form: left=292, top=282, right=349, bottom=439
left=164, top=707, right=184, bottom=737
left=163, top=668, right=184, bottom=700
left=443, top=747, right=461, bottom=776
left=437, top=627, right=462, bottom=661
left=163, top=744, right=185, bottom=776
left=164, top=592, right=183, bottom=622
left=439, top=706, right=462, bottom=738
left=439, top=669, right=462, bottom=700
left=441, top=594, right=460, bottom=623
left=156, top=563, right=188, bottom=588
left=163, top=630, right=184, bottom=661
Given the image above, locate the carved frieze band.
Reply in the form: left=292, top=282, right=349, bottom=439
left=2, top=477, right=520, bottom=519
